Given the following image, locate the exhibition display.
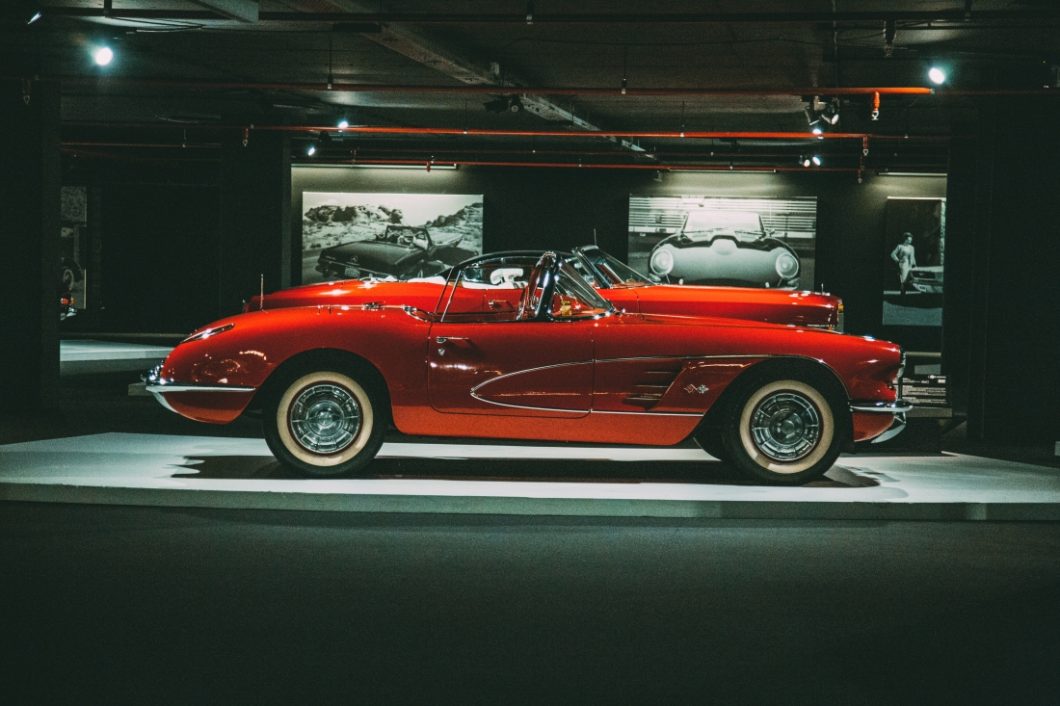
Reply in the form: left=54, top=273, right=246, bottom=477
left=146, top=252, right=909, bottom=485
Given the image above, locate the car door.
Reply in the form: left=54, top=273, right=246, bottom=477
left=426, top=254, right=595, bottom=418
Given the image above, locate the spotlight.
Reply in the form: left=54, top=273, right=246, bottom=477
left=27, top=10, right=42, bottom=25
left=811, top=124, right=824, bottom=136
left=800, top=156, right=812, bottom=168
left=928, top=66, right=947, bottom=85
left=93, top=46, right=114, bottom=66
left=337, top=118, right=349, bottom=129
left=306, top=144, right=317, bottom=156
left=812, top=155, right=822, bottom=166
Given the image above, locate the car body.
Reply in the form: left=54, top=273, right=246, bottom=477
left=315, top=224, right=477, bottom=280
left=909, top=265, right=944, bottom=294
left=648, top=210, right=801, bottom=288
left=150, top=252, right=908, bottom=485
left=251, top=246, right=842, bottom=329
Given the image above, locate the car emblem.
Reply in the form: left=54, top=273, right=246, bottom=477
left=683, top=384, right=709, bottom=395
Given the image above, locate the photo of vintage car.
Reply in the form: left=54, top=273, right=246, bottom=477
left=909, top=265, right=944, bottom=294
left=251, top=245, right=842, bottom=329
left=149, top=252, right=908, bottom=485
left=315, top=224, right=477, bottom=280
left=648, top=209, right=802, bottom=288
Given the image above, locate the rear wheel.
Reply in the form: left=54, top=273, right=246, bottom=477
left=263, top=368, right=386, bottom=477
left=719, top=373, right=846, bottom=485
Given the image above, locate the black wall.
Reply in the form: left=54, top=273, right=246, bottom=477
left=292, top=165, right=946, bottom=348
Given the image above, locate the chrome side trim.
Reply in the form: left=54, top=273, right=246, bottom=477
left=590, top=409, right=702, bottom=418
left=148, top=389, right=178, bottom=414
left=145, top=384, right=256, bottom=394
left=850, top=399, right=914, bottom=414
left=467, top=390, right=586, bottom=415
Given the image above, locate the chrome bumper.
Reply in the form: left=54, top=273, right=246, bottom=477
left=848, top=398, right=912, bottom=444
left=850, top=399, right=914, bottom=414
left=142, top=364, right=254, bottom=413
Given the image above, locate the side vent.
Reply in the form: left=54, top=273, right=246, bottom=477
left=624, top=365, right=682, bottom=409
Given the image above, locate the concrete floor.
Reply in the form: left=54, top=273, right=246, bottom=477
left=1, top=432, right=1058, bottom=520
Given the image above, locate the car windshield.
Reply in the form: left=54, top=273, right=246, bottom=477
left=682, top=228, right=766, bottom=243
left=550, top=258, right=615, bottom=318
left=572, top=246, right=654, bottom=288
left=682, top=210, right=763, bottom=234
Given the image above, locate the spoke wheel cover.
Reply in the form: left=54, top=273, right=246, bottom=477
left=289, top=383, right=361, bottom=455
left=749, top=391, right=821, bottom=462
left=737, top=379, right=834, bottom=476
left=276, top=371, right=375, bottom=469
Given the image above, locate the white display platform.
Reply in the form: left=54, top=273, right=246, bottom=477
left=1, top=433, right=1058, bottom=520
left=60, top=340, right=172, bottom=375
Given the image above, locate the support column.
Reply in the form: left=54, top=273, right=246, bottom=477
left=945, top=98, right=1060, bottom=443
left=0, top=80, right=60, bottom=410
left=218, top=131, right=291, bottom=314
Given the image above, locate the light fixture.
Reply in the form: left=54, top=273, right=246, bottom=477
left=821, top=99, right=840, bottom=125
left=27, top=9, right=42, bottom=24
left=812, top=155, right=822, bottom=166
left=928, top=66, right=947, bottom=85
left=306, top=144, right=317, bottom=156
left=800, top=156, right=812, bottom=168
left=337, top=118, right=349, bottom=129
left=799, top=155, right=822, bottom=168
left=93, top=46, right=114, bottom=67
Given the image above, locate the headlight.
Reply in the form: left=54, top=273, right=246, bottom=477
left=775, top=252, right=799, bottom=279
left=181, top=323, right=235, bottom=344
left=650, top=248, right=674, bottom=276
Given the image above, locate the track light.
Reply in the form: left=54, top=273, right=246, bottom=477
left=821, top=99, right=840, bottom=125
left=799, top=155, right=823, bottom=168
left=337, top=118, right=349, bottom=129
left=805, top=96, right=839, bottom=133
left=928, top=66, right=947, bottom=85
left=92, top=46, right=114, bottom=67
left=306, top=144, right=317, bottom=157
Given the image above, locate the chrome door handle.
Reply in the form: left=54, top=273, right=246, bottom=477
left=435, top=336, right=469, bottom=344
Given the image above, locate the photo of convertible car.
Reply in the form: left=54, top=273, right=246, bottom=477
left=909, top=265, right=944, bottom=294
left=315, top=224, right=477, bottom=280
left=149, top=252, right=908, bottom=485
left=251, top=245, right=842, bottom=329
left=648, top=210, right=802, bottom=288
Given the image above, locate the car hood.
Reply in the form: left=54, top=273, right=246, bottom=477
left=320, top=240, right=420, bottom=268
left=245, top=278, right=445, bottom=312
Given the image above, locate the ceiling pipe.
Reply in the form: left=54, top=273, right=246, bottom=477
left=296, top=157, right=862, bottom=173
left=45, top=76, right=940, bottom=97
left=44, top=8, right=1060, bottom=24
left=252, top=125, right=949, bottom=141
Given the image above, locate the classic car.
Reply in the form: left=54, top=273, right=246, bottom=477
left=250, top=246, right=842, bottom=329
left=315, top=224, right=476, bottom=280
left=648, top=210, right=802, bottom=288
left=909, top=265, right=944, bottom=294
left=148, top=252, right=909, bottom=485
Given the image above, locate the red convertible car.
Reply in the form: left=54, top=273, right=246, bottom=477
left=247, top=246, right=843, bottom=329
left=148, top=252, right=908, bottom=485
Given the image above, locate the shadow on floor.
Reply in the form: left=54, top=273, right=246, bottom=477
left=171, top=455, right=880, bottom=489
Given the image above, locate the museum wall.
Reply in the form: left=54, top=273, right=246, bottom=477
left=292, top=166, right=947, bottom=349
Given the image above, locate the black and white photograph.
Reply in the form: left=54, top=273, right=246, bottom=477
left=301, top=191, right=483, bottom=283
left=59, top=186, right=87, bottom=319
left=882, top=197, right=945, bottom=327
left=628, top=195, right=817, bottom=289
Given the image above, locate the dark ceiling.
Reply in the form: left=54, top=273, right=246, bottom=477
left=5, top=1, right=1060, bottom=173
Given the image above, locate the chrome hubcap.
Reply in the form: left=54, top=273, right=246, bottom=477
left=289, top=383, right=362, bottom=454
left=749, top=391, right=821, bottom=462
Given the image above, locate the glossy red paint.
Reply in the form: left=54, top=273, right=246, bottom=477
left=156, top=299, right=901, bottom=446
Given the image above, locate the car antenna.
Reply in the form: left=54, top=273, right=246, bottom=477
left=259, top=273, right=265, bottom=310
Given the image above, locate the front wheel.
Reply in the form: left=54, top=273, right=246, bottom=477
left=719, top=376, right=846, bottom=485
left=263, top=369, right=386, bottom=477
